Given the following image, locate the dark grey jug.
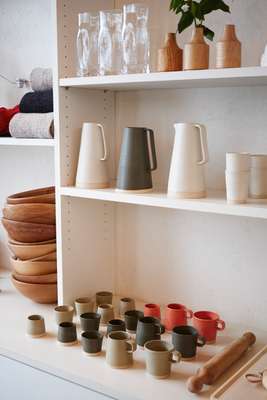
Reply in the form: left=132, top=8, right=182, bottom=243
left=116, top=127, right=157, bottom=191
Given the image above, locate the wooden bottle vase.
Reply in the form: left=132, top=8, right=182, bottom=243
left=183, top=27, right=209, bottom=71
left=157, top=33, right=183, bottom=72
left=216, top=25, right=241, bottom=68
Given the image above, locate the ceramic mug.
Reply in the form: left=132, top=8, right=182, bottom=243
left=165, top=303, right=193, bottom=332
left=144, top=303, right=161, bottom=319
left=193, top=311, right=225, bottom=343
left=107, top=319, right=126, bottom=335
left=226, top=152, right=250, bottom=172
left=57, top=322, right=77, bottom=346
left=54, top=305, right=74, bottom=325
left=96, top=291, right=113, bottom=306
left=75, top=297, right=93, bottom=316
left=97, top=304, right=115, bottom=325
left=80, top=312, right=101, bottom=332
left=124, top=310, right=144, bottom=333
left=225, top=170, right=249, bottom=204
left=119, top=297, right=135, bottom=317
left=144, top=340, right=181, bottom=379
left=81, top=331, right=104, bottom=356
left=26, top=315, right=46, bottom=338
left=249, top=155, right=267, bottom=199
left=172, top=325, right=206, bottom=359
left=136, top=316, right=165, bottom=347
left=106, top=331, right=136, bottom=369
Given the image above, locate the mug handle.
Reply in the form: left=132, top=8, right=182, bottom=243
left=126, top=339, right=137, bottom=353
left=195, top=124, right=209, bottom=165
left=146, top=129, right=157, bottom=171
left=154, top=323, right=165, bottom=335
left=97, top=123, right=107, bottom=161
left=216, top=319, right=225, bottom=331
left=186, top=309, right=193, bottom=319
left=197, top=335, right=206, bottom=347
left=169, top=350, right=181, bottom=363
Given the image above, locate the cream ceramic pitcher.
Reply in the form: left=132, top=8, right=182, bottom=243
left=167, top=123, right=208, bottom=198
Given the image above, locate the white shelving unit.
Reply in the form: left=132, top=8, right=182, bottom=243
left=0, top=138, right=55, bottom=146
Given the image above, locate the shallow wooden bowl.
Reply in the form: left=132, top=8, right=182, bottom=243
left=8, top=238, right=56, bottom=246
left=3, top=203, right=56, bottom=225
left=2, top=218, right=56, bottom=243
left=11, top=257, right=57, bottom=276
left=7, top=187, right=55, bottom=205
left=11, top=276, right=57, bottom=304
left=8, top=242, right=56, bottom=260
left=12, top=272, right=57, bottom=284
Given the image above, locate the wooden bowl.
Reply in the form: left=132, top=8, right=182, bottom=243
left=11, top=276, right=57, bottom=304
left=2, top=219, right=56, bottom=243
left=11, top=257, right=57, bottom=276
left=12, top=272, right=57, bottom=284
left=7, top=187, right=55, bottom=205
left=3, top=203, right=56, bottom=225
left=8, top=238, right=56, bottom=246
left=8, top=242, right=56, bottom=260
left=30, top=251, right=57, bottom=262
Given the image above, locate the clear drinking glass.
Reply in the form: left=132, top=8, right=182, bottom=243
left=99, top=10, right=123, bottom=76
left=122, top=3, right=150, bottom=74
left=76, top=12, right=99, bottom=77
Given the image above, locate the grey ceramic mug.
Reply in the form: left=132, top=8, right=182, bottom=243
left=80, top=312, right=101, bottom=332
left=57, top=322, right=77, bottom=346
left=81, top=331, right=103, bottom=356
left=136, top=316, right=164, bottom=347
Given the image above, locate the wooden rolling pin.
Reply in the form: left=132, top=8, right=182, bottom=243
left=187, top=332, right=256, bottom=393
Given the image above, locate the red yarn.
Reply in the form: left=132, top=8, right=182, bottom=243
left=0, top=105, right=19, bottom=134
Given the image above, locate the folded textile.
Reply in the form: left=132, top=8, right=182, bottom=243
left=19, top=90, right=53, bottom=113
left=30, top=68, right=53, bottom=91
left=9, top=113, right=54, bottom=139
left=0, top=105, right=19, bottom=135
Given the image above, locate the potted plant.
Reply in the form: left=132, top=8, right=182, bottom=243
left=169, top=0, right=231, bottom=70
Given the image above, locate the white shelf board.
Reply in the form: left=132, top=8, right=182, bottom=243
left=0, top=138, right=54, bottom=147
left=60, top=186, right=267, bottom=219
left=0, top=274, right=265, bottom=400
left=59, top=67, right=267, bottom=91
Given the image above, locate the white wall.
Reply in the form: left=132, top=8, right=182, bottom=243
left=0, top=0, right=55, bottom=269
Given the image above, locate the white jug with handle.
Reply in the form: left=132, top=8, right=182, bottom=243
left=76, top=122, right=109, bottom=189
left=167, top=123, right=208, bottom=198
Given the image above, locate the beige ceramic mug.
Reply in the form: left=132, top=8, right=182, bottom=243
left=97, top=304, right=114, bottom=325
left=106, top=331, right=136, bottom=369
left=75, top=297, right=93, bottom=316
left=54, top=305, right=74, bottom=325
left=144, top=340, right=181, bottom=379
left=26, top=315, right=46, bottom=338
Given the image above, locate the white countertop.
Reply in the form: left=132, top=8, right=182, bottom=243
left=0, top=271, right=266, bottom=400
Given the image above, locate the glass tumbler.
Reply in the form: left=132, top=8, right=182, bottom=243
left=99, top=10, right=123, bottom=75
left=122, top=3, right=150, bottom=74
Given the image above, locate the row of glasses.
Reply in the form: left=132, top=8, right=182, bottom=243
left=76, top=4, right=150, bottom=77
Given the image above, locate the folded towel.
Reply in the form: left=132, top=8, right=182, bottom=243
left=19, top=90, right=53, bottom=113
left=9, top=113, right=54, bottom=139
left=30, top=68, right=53, bottom=92
left=0, top=105, right=19, bottom=135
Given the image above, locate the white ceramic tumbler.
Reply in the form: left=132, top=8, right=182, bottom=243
left=226, top=153, right=250, bottom=172
left=225, top=170, right=249, bottom=204
left=249, top=154, right=267, bottom=199
left=76, top=123, right=109, bottom=189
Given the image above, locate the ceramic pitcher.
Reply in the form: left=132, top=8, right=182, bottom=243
left=116, top=127, right=157, bottom=192
left=75, top=122, right=109, bottom=189
left=167, top=123, right=208, bottom=198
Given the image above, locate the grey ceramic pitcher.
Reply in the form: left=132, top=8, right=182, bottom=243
left=116, top=127, right=157, bottom=191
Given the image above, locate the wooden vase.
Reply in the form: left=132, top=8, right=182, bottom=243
left=183, top=27, right=209, bottom=71
left=157, top=33, right=183, bottom=72
left=216, top=25, right=241, bottom=69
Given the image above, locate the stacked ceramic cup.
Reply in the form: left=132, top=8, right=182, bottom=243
left=249, top=155, right=267, bottom=199
left=225, top=153, right=250, bottom=204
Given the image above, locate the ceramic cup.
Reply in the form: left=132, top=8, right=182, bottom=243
left=193, top=311, right=225, bottom=343
left=54, top=305, right=74, bottom=325
left=144, top=340, right=181, bottom=379
left=249, top=155, right=267, bottom=199
left=106, top=331, right=136, bottom=369
left=81, top=331, right=104, bottom=356
left=225, top=170, right=249, bottom=204
left=26, top=314, right=46, bottom=338
left=57, top=322, right=77, bottom=346
left=136, top=316, right=165, bottom=347
left=165, top=303, right=193, bottom=332
left=107, top=319, right=126, bottom=335
left=124, top=310, right=144, bottom=333
left=75, top=297, right=93, bottom=316
left=80, top=312, right=101, bottom=332
left=119, top=297, right=135, bottom=317
left=97, top=304, right=115, bottom=325
left=144, top=303, right=161, bottom=319
left=96, top=291, right=113, bottom=306
left=172, top=325, right=206, bottom=359
left=226, top=152, right=250, bottom=172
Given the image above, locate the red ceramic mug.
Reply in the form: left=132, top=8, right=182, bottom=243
left=165, top=303, right=193, bottom=332
left=193, top=311, right=225, bottom=343
left=144, top=303, right=161, bottom=320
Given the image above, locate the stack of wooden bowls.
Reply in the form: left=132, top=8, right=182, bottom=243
left=1, top=187, right=57, bottom=304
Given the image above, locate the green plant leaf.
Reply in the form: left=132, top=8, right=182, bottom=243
left=200, top=0, right=230, bottom=15
left=178, top=11, right=194, bottom=33
left=203, top=25, right=215, bottom=41
left=191, top=1, right=202, bottom=20
left=170, top=0, right=184, bottom=12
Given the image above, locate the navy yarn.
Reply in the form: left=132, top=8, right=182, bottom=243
left=19, top=90, right=53, bottom=113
